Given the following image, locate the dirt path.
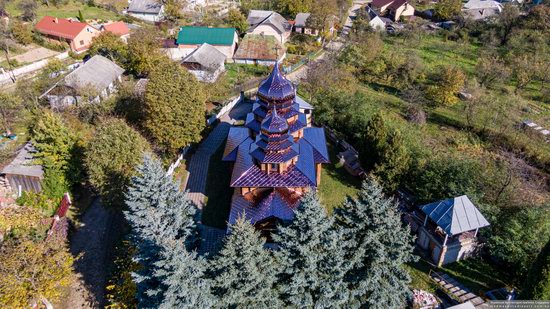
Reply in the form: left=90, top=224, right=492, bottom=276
left=62, top=198, right=124, bottom=308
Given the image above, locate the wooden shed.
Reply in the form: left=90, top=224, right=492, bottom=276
left=1, top=143, right=44, bottom=195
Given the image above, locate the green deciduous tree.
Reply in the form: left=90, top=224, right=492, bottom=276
left=209, top=216, right=281, bottom=308
left=521, top=240, right=550, bottom=300
left=85, top=118, right=150, bottom=207
left=127, top=27, right=165, bottom=77
left=10, top=20, right=33, bottom=45
left=125, top=155, right=200, bottom=307
left=335, top=179, right=416, bottom=308
left=226, top=8, right=248, bottom=33
left=144, top=59, right=206, bottom=154
left=274, top=192, right=348, bottom=308
left=89, top=31, right=128, bottom=66
left=277, top=0, right=312, bottom=16
left=0, top=91, right=22, bottom=133
left=489, top=205, right=550, bottom=278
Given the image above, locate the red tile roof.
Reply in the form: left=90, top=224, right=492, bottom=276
left=371, top=0, right=395, bottom=8
left=103, top=21, right=129, bottom=36
left=35, top=16, right=90, bottom=40
left=388, top=0, right=409, bottom=11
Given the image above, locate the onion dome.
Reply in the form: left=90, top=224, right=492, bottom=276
left=257, top=63, right=295, bottom=101
left=260, top=106, right=289, bottom=134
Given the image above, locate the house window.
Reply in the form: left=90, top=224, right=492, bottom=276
left=80, top=40, right=84, bottom=46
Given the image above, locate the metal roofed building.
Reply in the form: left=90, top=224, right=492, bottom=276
left=247, top=10, right=292, bottom=43
left=223, top=63, right=329, bottom=240
left=176, top=26, right=238, bottom=59
left=416, top=195, right=490, bottom=266
left=127, top=0, right=165, bottom=23
left=42, top=55, right=124, bottom=109
left=182, top=43, right=226, bottom=83
left=1, top=143, right=44, bottom=195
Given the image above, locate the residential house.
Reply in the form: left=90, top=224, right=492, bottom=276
left=233, top=34, right=285, bottom=66
left=223, top=64, right=329, bottom=239
left=410, top=195, right=490, bottom=266
left=175, top=26, right=238, bottom=60
left=370, top=0, right=415, bottom=21
left=294, top=13, right=318, bottom=36
left=35, top=16, right=100, bottom=52
left=100, top=21, right=131, bottom=42
left=462, top=0, right=503, bottom=20
left=247, top=10, right=292, bottom=44
left=366, top=6, right=392, bottom=31
left=41, top=55, right=124, bottom=109
left=1, top=143, right=44, bottom=195
left=127, top=0, right=164, bottom=23
left=182, top=43, right=226, bottom=83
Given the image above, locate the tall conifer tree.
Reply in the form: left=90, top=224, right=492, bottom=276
left=209, top=216, right=281, bottom=308
left=335, top=179, right=416, bottom=308
left=124, top=155, right=198, bottom=308
left=273, top=192, right=348, bottom=308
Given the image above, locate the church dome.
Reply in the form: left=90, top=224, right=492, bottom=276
left=261, top=106, right=289, bottom=134
left=257, top=63, right=295, bottom=101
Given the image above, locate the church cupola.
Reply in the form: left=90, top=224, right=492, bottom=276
left=257, top=62, right=295, bottom=106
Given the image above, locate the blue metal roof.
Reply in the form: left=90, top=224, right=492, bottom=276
left=421, top=195, right=490, bottom=236
left=303, top=128, right=329, bottom=163
left=223, top=127, right=250, bottom=161
left=257, top=63, right=295, bottom=100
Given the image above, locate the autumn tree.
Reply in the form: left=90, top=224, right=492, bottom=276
left=496, top=4, right=520, bottom=45
left=308, top=0, right=337, bottom=40
left=426, top=65, right=465, bottom=106
left=18, top=0, right=37, bottom=21
left=434, top=0, right=461, bottom=21
left=475, top=53, right=511, bottom=88
left=127, top=27, right=165, bottom=77
left=277, top=0, right=312, bottom=16
left=10, top=20, right=33, bottom=45
left=89, top=31, right=128, bottom=65
left=144, top=59, right=206, bottom=154
left=84, top=118, right=150, bottom=207
left=226, top=8, right=249, bottom=33
left=0, top=238, right=74, bottom=308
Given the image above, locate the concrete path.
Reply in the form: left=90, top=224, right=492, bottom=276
left=431, top=272, right=486, bottom=308
left=13, top=46, right=59, bottom=63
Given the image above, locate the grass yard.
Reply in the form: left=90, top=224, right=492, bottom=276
left=200, top=142, right=233, bottom=229
left=6, top=0, right=119, bottom=21
left=318, top=143, right=362, bottom=213
left=405, top=258, right=439, bottom=293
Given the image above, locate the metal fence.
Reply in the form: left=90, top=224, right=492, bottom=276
left=283, top=49, right=324, bottom=74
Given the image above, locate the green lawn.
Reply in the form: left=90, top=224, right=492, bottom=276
left=6, top=0, right=119, bottom=21
left=318, top=143, right=362, bottom=213
left=201, top=141, right=233, bottom=229
left=405, top=258, right=439, bottom=293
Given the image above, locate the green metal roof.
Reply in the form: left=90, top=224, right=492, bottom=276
left=176, top=26, right=236, bottom=46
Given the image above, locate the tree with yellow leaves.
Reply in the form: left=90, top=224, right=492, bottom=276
left=0, top=238, right=75, bottom=308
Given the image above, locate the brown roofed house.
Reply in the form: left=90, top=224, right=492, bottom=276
left=35, top=16, right=100, bottom=52
left=233, top=34, right=285, bottom=66
left=370, top=0, right=415, bottom=21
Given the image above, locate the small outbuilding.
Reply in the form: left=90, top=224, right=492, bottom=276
left=182, top=43, right=226, bottom=83
left=127, top=0, right=165, bottom=23
left=1, top=143, right=44, bottom=195
left=416, top=195, right=490, bottom=266
left=41, top=55, right=124, bottom=109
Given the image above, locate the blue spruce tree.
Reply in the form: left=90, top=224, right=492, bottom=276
left=124, top=155, right=199, bottom=308
left=209, top=216, right=282, bottom=308
left=273, top=192, right=349, bottom=308
left=335, top=179, right=417, bottom=308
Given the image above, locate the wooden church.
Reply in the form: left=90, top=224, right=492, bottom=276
left=223, top=63, right=329, bottom=239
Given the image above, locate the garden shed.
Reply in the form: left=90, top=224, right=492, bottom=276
left=1, top=143, right=44, bottom=195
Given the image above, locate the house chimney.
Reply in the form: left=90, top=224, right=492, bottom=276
left=54, top=17, right=58, bottom=23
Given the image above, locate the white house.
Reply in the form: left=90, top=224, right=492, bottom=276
left=41, top=55, right=124, bottom=109
left=182, top=43, right=226, bottom=83
left=247, top=10, right=292, bottom=44
left=127, top=0, right=164, bottom=23
left=366, top=6, right=392, bottom=31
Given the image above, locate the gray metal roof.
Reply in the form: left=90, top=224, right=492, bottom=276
left=182, top=43, right=226, bottom=70
left=421, top=195, right=490, bottom=236
left=1, top=143, right=44, bottom=178
left=64, top=55, right=124, bottom=92
left=295, top=13, right=310, bottom=27
left=128, top=0, right=163, bottom=14
left=247, top=10, right=291, bottom=34
left=295, top=95, right=313, bottom=110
